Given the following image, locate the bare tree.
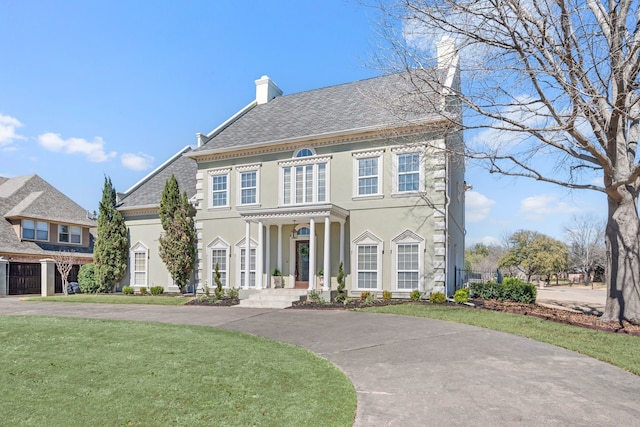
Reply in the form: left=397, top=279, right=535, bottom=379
left=53, top=251, right=78, bottom=296
left=372, top=0, right=640, bottom=322
left=564, top=214, right=606, bottom=288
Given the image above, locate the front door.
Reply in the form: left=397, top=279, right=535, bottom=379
left=295, top=240, right=310, bottom=288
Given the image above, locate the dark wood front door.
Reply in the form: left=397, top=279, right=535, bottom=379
left=295, top=241, right=310, bottom=288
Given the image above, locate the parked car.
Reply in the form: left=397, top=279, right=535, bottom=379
left=67, top=282, right=81, bottom=294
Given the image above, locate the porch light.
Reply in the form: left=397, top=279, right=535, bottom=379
left=291, top=229, right=298, bottom=239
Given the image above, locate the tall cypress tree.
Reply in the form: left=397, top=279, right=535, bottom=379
left=158, top=174, right=180, bottom=230
left=158, top=177, right=196, bottom=291
left=94, top=176, right=128, bottom=292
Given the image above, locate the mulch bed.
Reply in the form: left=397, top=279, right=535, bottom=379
left=291, top=298, right=640, bottom=336
left=185, top=297, right=240, bottom=306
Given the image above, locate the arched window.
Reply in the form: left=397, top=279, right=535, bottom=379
left=294, top=148, right=315, bottom=158
left=297, top=227, right=310, bottom=236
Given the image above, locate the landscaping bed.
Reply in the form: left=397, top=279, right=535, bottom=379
left=185, top=296, right=240, bottom=306
left=292, top=297, right=640, bottom=336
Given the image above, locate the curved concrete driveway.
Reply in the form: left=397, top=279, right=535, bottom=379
left=1, top=299, right=639, bottom=426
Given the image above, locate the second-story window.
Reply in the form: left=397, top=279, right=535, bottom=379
left=237, top=164, right=260, bottom=206
left=22, top=220, right=48, bottom=241
left=280, top=148, right=330, bottom=205
left=59, top=225, right=81, bottom=244
left=209, top=168, right=231, bottom=208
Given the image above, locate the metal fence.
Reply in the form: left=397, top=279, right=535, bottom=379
left=454, top=268, right=502, bottom=290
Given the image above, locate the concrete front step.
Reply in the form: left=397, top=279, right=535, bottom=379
left=238, top=289, right=308, bottom=309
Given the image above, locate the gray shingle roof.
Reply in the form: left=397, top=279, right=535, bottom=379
left=118, top=147, right=197, bottom=209
left=193, top=72, right=442, bottom=154
left=0, top=174, right=96, bottom=258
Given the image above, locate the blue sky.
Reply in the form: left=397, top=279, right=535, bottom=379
left=0, top=1, right=605, bottom=246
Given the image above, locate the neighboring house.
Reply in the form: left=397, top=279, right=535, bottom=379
left=117, top=146, right=197, bottom=292
left=0, top=174, right=96, bottom=295
left=120, top=38, right=465, bottom=298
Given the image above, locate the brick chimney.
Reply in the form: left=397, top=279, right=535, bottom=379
left=255, top=75, right=282, bottom=105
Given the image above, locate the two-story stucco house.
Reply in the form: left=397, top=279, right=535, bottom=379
left=0, top=174, right=96, bottom=295
left=119, top=39, right=465, bottom=303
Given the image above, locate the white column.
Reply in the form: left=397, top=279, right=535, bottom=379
left=244, top=221, right=251, bottom=289
left=323, top=217, right=330, bottom=291
left=339, top=221, right=345, bottom=267
left=277, top=224, right=283, bottom=272
left=265, top=224, right=271, bottom=288
left=256, top=221, right=264, bottom=289
left=309, top=218, right=316, bottom=290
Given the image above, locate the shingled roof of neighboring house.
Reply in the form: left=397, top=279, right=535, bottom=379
left=191, top=72, right=443, bottom=155
left=117, top=146, right=197, bottom=210
left=0, top=174, right=96, bottom=257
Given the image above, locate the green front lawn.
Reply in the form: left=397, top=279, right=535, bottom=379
left=23, top=294, right=191, bottom=305
left=363, top=304, right=640, bottom=376
left=0, top=316, right=356, bottom=426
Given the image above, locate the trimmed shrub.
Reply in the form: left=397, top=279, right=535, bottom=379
left=410, top=289, right=422, bottom=302
left=150, top=286, right=164, bottom=296
left=78, top=263, right=99, bottom=294
left=226, top=287, right=239, bottom=299
left=381, top=290, right=393, bottom=301
left=429, top=292, right=446, bottom=304
left=139, top=287, right=148, bottom=295
left=470, top=280, right=537, bottom=303
left=122, top=285, right=134, bottom=295
left=453, top=288, right=470, bottom=304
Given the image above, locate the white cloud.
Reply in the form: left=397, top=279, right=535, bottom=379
left=467, top=235, right=502, bottom=247
left=519, top=194, right=581, bottom=220
left=465, top=191, right=496, bottom=222
left=121, top=152, right=154, bottom=171
left=37, top=132, right=116, bottom=162
left=0, top=113, right=26, bottom=149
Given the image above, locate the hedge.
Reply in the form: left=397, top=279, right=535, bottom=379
left=469, top=279, right=537, bottom=303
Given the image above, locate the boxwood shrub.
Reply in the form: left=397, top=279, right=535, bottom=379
left=470, top=279, right=537, bottom=303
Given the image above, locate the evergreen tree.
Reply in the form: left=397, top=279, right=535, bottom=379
left=159, top=180, right=196, bottom=291
left=94, top=176, right=128, bottom=293
left=158, top=174, right=180, bottom=230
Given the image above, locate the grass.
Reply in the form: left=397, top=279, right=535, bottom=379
left=0, top=316, right=356, bottom=426
left=363, top=304, right=640, bottom=376
left=23, top=294, right=191, bottom=306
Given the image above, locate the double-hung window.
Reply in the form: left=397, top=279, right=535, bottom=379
left=59, top=225, right=81, bottom=244
left=209, top=168, right=231, bottom=208
left=393, top=231, right=424, bottom=291
left=237, top=164, right=260, bottom=206
left=353, top=149, right=384, bottom=198
left=22, top=220, right=48, bottom=241
left=208, top=238, right=230, bottom=288
left=280, top=148, right=330, bottom=205
left=130, top=242, right=149, bottom=287
left=352, top=231, right=382, bottom=290
left=392, top=148, right=424, bottom=195
left=397, top=153, right=420, bottom=192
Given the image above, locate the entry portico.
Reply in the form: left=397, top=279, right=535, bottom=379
left=238, top=204, right=349, bottom=291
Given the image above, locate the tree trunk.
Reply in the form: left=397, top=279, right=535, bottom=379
left=603, top=189, right=640, bottom=322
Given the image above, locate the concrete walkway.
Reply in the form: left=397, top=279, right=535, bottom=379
left=1, top=298, right=639, bottom=426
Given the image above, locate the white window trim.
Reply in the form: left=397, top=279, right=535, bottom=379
left=279, top=156, right=331, bottom=206
left=130, top=241, right=149, bottom=288
left=352, top=149, right=384, bottom=199
left=209, top=168, right=231, bottom=209
left=237, top=164, right=261, bottom=207
left=391, top=147, right=425, bottom=196
left=351, top=231, right=383, bottom=291
left=392, top=230, right=424, bottom=291
left=235, top=238, right=258, bottom=288
left=207, top=237, right=230, bottom=289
